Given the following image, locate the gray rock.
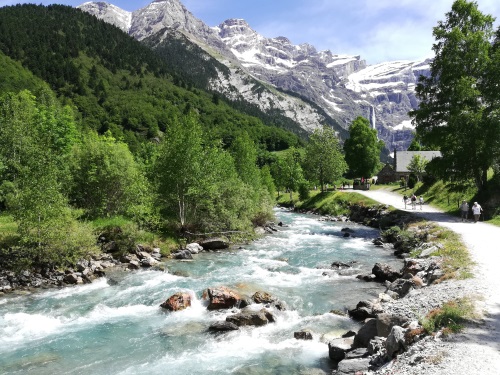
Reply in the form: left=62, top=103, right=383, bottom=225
left=328, top=337, right=354, bottom=362
left=225, top=309, right=271, bottom=326
left=128, top=260, right=140, bottom=270
left=367, top=336, right=386, bottom=355
left=348, top=306, right=375, bottom=321
left=208, top=321, right=239, bottom=332
left=372, top=263, right=402, bottom=282
left=294, top=330, right=313, bottom=340
left=186, top=243, right=203, bottom=254
left=200, top=237, right=229, bottom=250
left=353, top=318, right=378, bottom=348
left=376, top=313, right=410, bottom=337
left=172, top=250, right=193, bottom=260
left=344, top=347, right=368, bottom=360
left=64, top=273, right=79, bottom=284
left=334, top=357, right=371, bottom=374
left=386, top=325, right=407, bottom=358
left=386, top=278, right=415, bottom=298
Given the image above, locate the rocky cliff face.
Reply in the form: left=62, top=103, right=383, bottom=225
left=78, top=0, right=430, bottom=151
left=215, top=18, right=430, bottom=150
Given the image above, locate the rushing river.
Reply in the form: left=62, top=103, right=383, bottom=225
left=0, top=208, right=401, bottom=375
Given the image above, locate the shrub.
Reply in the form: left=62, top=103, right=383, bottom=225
left=298, top=181, right=311, bottom=201
left=421, top=299, right=474, bottom=334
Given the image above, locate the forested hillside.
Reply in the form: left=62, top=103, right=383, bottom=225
left=0, top=4, right=302, bottom=153
left=0, top=4, right=310, bottom=270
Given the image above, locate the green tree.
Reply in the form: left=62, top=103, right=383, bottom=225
left=410, top=0, right=495, bottom=191
left=303, top=125, right=347, bottom=192
left=230, top=131, right=261, bottom=193
left=276, top=148, right=304, bottom=201
left=154, top=113, right=203, bottom=229
left=0, top=90, right=97, bottom=266
left=260, top=165, right=276, bottom=198
left=407, top=154, right=429, bottom=182
left=69, top=131, right=149, bottom=219
left=343, top=117, right=383, bottom=179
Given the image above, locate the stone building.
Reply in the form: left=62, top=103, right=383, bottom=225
left=376, top=150, right=442, bottom=184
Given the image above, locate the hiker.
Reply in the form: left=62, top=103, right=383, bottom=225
left=403, top=194, right=408, bottom=209
left=419, top=196, right=424, bottom=210
left=411, top=194, right=417, bottom=210
left=472, top=202, right=483, bottom=223
left=460, top=200, right=469, bottom=222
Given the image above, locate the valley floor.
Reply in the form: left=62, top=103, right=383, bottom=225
left=354, top=188, right=500, bottom=374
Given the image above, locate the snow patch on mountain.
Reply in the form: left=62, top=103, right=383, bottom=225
left=78, top=2, right=131, bottom=32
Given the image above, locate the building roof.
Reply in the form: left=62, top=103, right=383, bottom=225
left=394, top=151, right=442, bottom=173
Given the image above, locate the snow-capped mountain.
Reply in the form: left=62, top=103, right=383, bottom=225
left=78, top=0, right=430, bottom=150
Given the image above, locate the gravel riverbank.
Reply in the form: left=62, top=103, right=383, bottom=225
left=352, top=189, right=500, bottom=374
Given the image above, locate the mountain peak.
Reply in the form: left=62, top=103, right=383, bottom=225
left=77, top=2, right=131, bottom=32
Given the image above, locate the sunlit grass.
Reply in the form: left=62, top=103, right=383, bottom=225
left=421, top=298, right=476, bottom=334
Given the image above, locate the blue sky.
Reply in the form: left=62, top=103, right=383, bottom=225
left=1, top=0, right=500, bottom=64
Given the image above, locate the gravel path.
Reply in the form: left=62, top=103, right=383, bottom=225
left=352, top=188, right=500, bottom=373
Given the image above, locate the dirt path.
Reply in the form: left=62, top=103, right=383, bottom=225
left=352, top=188, right=500, bottom=370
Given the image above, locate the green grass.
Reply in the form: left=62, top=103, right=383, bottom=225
left=0, top=214, right=17, bottom=235
left=421, top=298, right=475, bottom=334
left=424, top=224, right=473, bottom=279
left=277, top=189, right=380, bottom=216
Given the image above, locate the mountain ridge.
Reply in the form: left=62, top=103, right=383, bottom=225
left=78, top=0, right=430, bottom=150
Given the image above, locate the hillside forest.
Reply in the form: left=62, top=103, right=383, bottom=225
left=0, top=1, right=500, bottom=271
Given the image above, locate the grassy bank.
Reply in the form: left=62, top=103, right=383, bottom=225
left=375, top=180, right=500, bottom=226
left=277, top=190, right=380, bottom=216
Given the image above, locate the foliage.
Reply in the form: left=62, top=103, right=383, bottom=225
left=260, top=165, right=276, bottom=198
left=407, top=174, right=418, bottom=189
left=410, top=0, right=498, bottom=191
left=0, top=4, right=303, bottom=153
left=407, top=154, right=429, bottom=181
left=303, top=125, right=347, bottom=192
left=68, top=131, right=150, bottom=219
left=298, top=181, right=311, bottom=201
left=343, top=116, right=384, bottom=178
left=154, top=114, right=271, bottom=232
left=421, top=298, right=474, bottom=334
left=271, top=147, right=304, bottom=201
left=0, top=90, right=97, bottom=266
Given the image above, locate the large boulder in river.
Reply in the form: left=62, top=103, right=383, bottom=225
left=186, top=243, right=203, bottom=254
left=204, top=286, right=244, bottom=310
left=172, top=250, right=193, bottom=260
left=252, top=291, right=276, bottom=304
left=328, top=337, right=354, bottom=362
left=160, top=292, right=192, bottom=311
left=208, top=321, right=239, bottom=332
left=372, top=263, right=402, bottom=282
left=226, top=308, right=274, bottom=327
left=200, top=237, right=229, bottom=250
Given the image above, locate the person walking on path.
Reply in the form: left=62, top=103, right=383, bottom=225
left=472, top=202, right=483, bottom=223
left=411, top=194, right=417, bottom=210
left=460, top=200, right=469, bottom=222
left=419, top=196, right=424, bottom=210
left=403, top=194, right=408, bottom=209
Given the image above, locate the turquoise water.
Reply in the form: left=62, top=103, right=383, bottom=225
left=0, top=209, right=400, bottom=374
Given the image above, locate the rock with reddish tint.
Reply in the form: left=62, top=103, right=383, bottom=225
left=204, top=286, right=242, bottom=310
left=160, top=292, right=192, bottom=311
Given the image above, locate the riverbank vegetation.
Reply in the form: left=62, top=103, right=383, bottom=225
left=1, top=1, right=500, bottom=276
